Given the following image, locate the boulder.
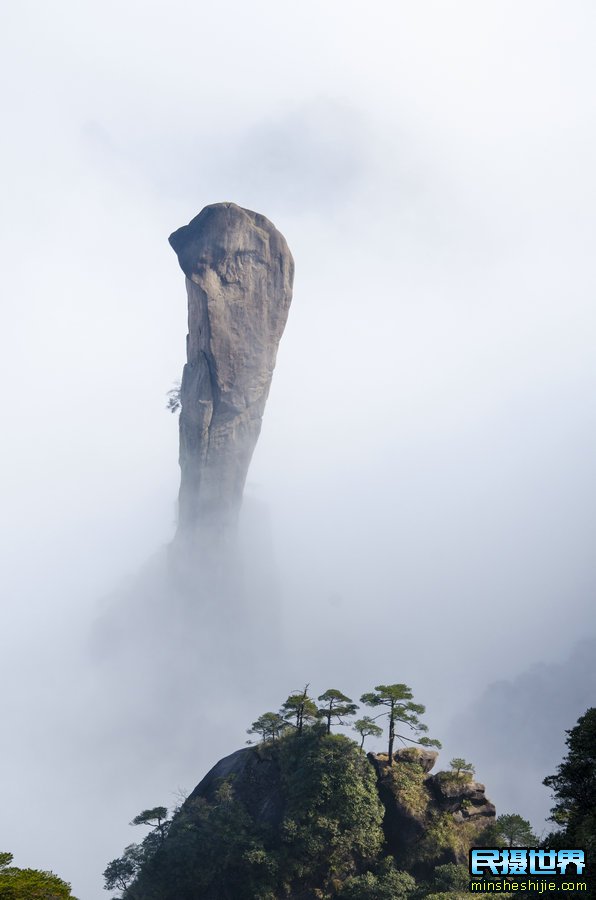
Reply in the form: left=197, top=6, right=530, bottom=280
left=394, top=746, right=439, bottom=773
left=427, top=773, right=497, bottom=820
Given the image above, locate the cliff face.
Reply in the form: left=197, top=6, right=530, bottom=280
left=186, top=746, right=285, bottom=829
left=169, top=203, right=294, bottom=551
left=370, top=748, right=496, bottom=875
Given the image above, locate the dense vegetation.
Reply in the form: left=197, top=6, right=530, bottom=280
left=245, top=683, right=441, bottom=759
left=0, top=852, right=78, bottom=899
left=102, top=684, right=461, bottom=899
left=107, top=730, right=478, bottom=900
left=102, top=697, right=596, bottom=899
left=116, top=730, right=387, bottom=899
left=543, top=708, right=596, bottom=893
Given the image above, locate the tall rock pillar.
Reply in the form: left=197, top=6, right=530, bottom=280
left=169, top=203, right=294, bottom=557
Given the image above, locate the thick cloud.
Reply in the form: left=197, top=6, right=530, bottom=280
left=445, top=639, right=596, bottom=831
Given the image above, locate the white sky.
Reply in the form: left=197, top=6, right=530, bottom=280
left=1, top=2, right=596, bottom=897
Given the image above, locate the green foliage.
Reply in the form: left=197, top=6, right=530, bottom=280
left=126, top=783, right=274, bottom=900
left=121, top=731, right=385, bottom=899
left=431, top=862, right=470, bottom=892
left=276, top=730, right=385, bottom=889
left=112, top=685, right=462, bottom=897
left=130, top=807, right=168, bottom=830
left=104, top=808, right=172, bottom=896
left=416, top=812, right=477, bottom=865
left=423, top=893, right=469, bottom=900
left=483, top=813, right=537, bottom=848
left=281, top=685, right=319, bottom=735
left=353, top=717, right=383, bottom=750
left=247, top=712, right=288, bottom=743
left=130, top=807, right=170, bottom=849
left=449, top=758, right=475, bottom=780
left=543, top=707, right=596, bottom=861
left=0, top=854, right=78, bottom=899
left=103, top=844, right=145, bottom=894
left=317, top=689, right=359, bottom=734
left=384, top=754, right=429, bottom=817
left=360, top=684, right=441, bottom=764
left=338, top=859, right=417, bottom=899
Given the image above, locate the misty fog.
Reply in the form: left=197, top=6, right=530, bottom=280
left=1, top=2, right=596, bottom=898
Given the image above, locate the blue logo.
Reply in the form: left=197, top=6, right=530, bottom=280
left=470, top=849, right=585, bottom=877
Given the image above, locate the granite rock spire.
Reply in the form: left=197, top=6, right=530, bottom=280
left=169, top=203, right=294, bottom=551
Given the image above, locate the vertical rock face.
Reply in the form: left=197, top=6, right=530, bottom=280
left=369, top=749, right=496, bottom=874
left=169, top=203, right=294, bottom=550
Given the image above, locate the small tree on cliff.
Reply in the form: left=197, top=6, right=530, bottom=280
left=130, top=807, right=170, bottom=844
left=353, top=716, right=384, bottom=751
left=166, top=382, right=181, bottom=413
left=449, top=757, right=475, bottom=780
left=360, top=684, right=441, bottom=765
left=247, top=712, right=288, bottom=743
left=490, top=814, right=538, bottom=848
left=103, top=844, right=145, bottom=894
left=281, top=686, right=319, bottom=735
left=317, top=689, right=359, bottom=734
left=104, top=808, right=170, bottom=896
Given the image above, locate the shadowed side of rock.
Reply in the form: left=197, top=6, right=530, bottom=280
left=168, top=203, right=294, bottom=575
left=369, top=747, right=496, bottom=876
left=186, top=746, right=285, bottom=829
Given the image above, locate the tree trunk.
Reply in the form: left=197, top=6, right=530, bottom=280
left=388, top=710, right=395, bottom=765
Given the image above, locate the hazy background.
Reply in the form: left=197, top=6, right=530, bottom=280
left=1, top=1, right=596, bottom=896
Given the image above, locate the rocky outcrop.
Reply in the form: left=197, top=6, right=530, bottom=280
left=369, top=748, right=496, bottom=875
left=426, top=771, right=497, bottom=822
left=395, top=747, right=439, bottom=773
left=186, top=746, right=284, bottom=829
left=186, top=745, right=496, bottom=870
left=169, top=203, right=294, bottom=551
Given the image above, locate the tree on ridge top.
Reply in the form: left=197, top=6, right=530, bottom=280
left=317, top=688, right=359, bottom=734
left=353, top=716, right=384, bottom=751
left=360, top=684, right=441, bottom=765
left=247, top=712, right=288, bottom=743
left=281, top=685, right=319, bottom=735
left=130, top=807, right=169, bottom=844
